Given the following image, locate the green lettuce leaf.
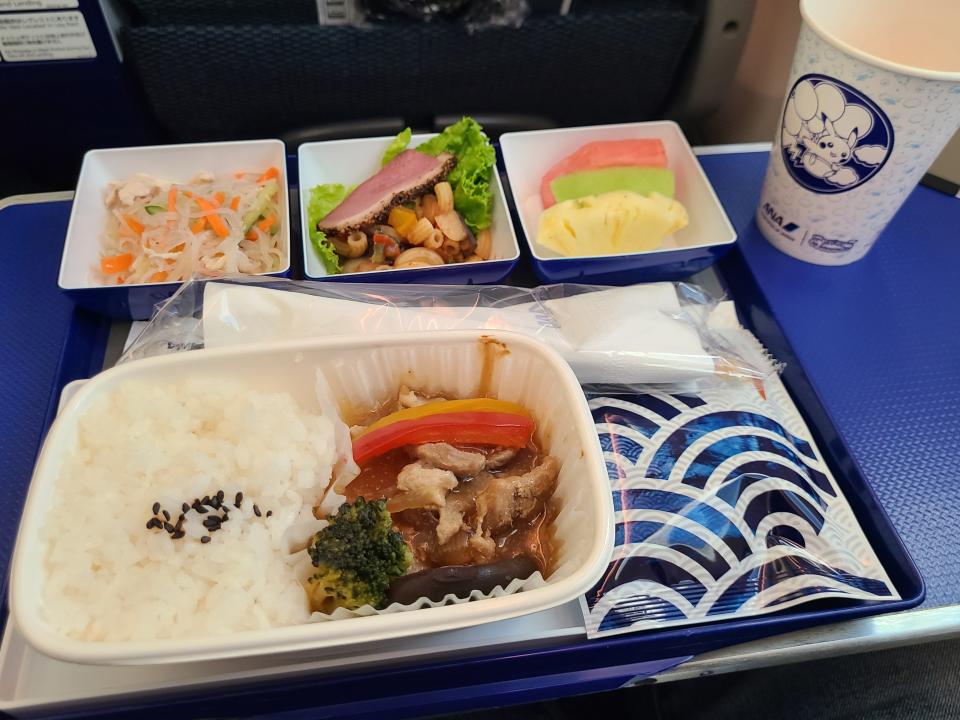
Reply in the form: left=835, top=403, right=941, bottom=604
left=416, top=117, right=495, bottom=231
left=306, top=183, right=353, bottom=274
left=381, top=127, right=412, bottom=166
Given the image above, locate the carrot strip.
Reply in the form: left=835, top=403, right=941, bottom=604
left=256, top=166, right=279, bottom=184
left=245, top=230, right=258, bottom=241
left=166, top=187, right=177, bottom=212
left=122, top=215, right=145, bottom=235
left=193, top=196, right=230, bottom=237
left=213, top=191, right=225, bottom=206
left=190, top=218, right=206, bottom=234
left=101, top=253, right=133, bottom=274
left=257, top=213, right=276, bottom=232
left=229, top=195, right=240, bottom=211
left=149, top=271, right=168, bottom=282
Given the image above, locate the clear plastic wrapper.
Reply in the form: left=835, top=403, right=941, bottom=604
left=108, top=278, right=901, bottom=639
left=120, top=277, right=778, bottom=390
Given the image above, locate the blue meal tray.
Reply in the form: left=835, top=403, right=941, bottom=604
left=0, top=198, right=111, bottom=637
left=0, top=145, right=929, bottom=716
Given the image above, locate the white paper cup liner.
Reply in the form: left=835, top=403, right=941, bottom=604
left=309, top=572, right=549, bottom=622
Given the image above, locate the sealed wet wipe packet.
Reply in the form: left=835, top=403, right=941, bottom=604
left=580, top=326, right=899, bottom=638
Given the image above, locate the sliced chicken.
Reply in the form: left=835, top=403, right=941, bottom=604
left=483, top=447, right=518, bottom=470
left=386, top=462, right=458, bottom=513
left=435, top=471, right=495, bottom=543
left=105, top=174, right=160, bottom=208
left=436, top=504, right=464, bottom=544
left=415, top=442, right=486, bottom=477
left=476, top=456, right=560, bottom=534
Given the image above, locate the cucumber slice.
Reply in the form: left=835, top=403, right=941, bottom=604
left=242, top=180, right=278, bottom=232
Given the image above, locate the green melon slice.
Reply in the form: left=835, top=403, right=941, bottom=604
left=550, top=167, right=675, bottom=204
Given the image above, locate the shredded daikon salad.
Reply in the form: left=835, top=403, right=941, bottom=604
left=97, top=168, right=284, bottom=284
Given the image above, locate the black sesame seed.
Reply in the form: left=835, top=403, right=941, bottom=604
left=163, top=521, right=175, bottom=533
left=220, top=513, right=229, bottom=522
left=152, top=502, right=160, bottom=515
left=216, top=490, right=225, bottom=502
left=234, top=492, right=243, bottom=508
left=175, top=516, right=185, bottom=532
left=201, top=495, right=211, bottom=505
left=182, top=502, right=190, bottom=514
left=146, top=519, right=155, bottom=530
left=203, top=517, right=221, bottom=529
left=172, top=530, right=185, bottom=540
left=253, top=504, right=261, bottom=517
left=201, top=536, right=211, bottom=544
left=162, top=510, right=171, bottom=521
left=211, top=497, right=221, bottom=510
left=195, top=503, right=208, bottom=514
left=266, top=510, right=273, bottom=518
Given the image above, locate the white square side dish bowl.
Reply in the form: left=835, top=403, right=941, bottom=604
left=9, top=330, right=613, bottom=665
left=60, top=140, right=291, bottom=320
left=298, top=134, right=520, bottom=283
left=500, top=121, right=736, bottom=283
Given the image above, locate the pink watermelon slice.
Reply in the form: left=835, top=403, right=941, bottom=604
left=540, top=139, right=668, bottom=208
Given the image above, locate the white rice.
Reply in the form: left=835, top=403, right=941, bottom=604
left=40, top=378, right=339, bottom=642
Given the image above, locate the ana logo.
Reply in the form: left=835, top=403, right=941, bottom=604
left=781, top=73, right=893, bottom=194
left=761, top=202, right=799, bottom=232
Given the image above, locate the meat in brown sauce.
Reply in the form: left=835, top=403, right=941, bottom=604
left=387, top=462, right=458, bottom=512
left=476, top=456, right=560, bottom=535
left=345, top=443, right=558, bottom=574
left=412, top=443, right=486, bottom=476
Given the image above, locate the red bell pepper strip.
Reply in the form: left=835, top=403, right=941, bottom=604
left=353, top=411, right=534, bottom=466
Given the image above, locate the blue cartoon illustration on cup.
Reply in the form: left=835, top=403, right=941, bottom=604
left=781, top=73, right=893, bottom=194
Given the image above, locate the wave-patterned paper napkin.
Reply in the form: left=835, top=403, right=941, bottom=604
left=580, top=364, right=899, bottom=638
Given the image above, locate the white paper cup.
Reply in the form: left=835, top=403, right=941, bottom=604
left=756, top=0, right=960, bottom=265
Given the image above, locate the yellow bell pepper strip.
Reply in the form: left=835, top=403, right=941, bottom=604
left=387, top=206, right=418, bottom=239
left=352, top=399, right=534, bottom=466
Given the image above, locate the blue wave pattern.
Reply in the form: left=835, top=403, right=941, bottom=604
left=583, top=391, right=897, bottom=637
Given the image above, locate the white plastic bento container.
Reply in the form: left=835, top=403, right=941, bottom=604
left=298, top=134, right=520, bottom=282
left=9, top=331, right=613, bottom=665
left=60, top=140, right=291, bottom=320
left=500, top=121, right=736, bottom=283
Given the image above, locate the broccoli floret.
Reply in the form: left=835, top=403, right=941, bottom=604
left=306, top=497, right=412, bottom=613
